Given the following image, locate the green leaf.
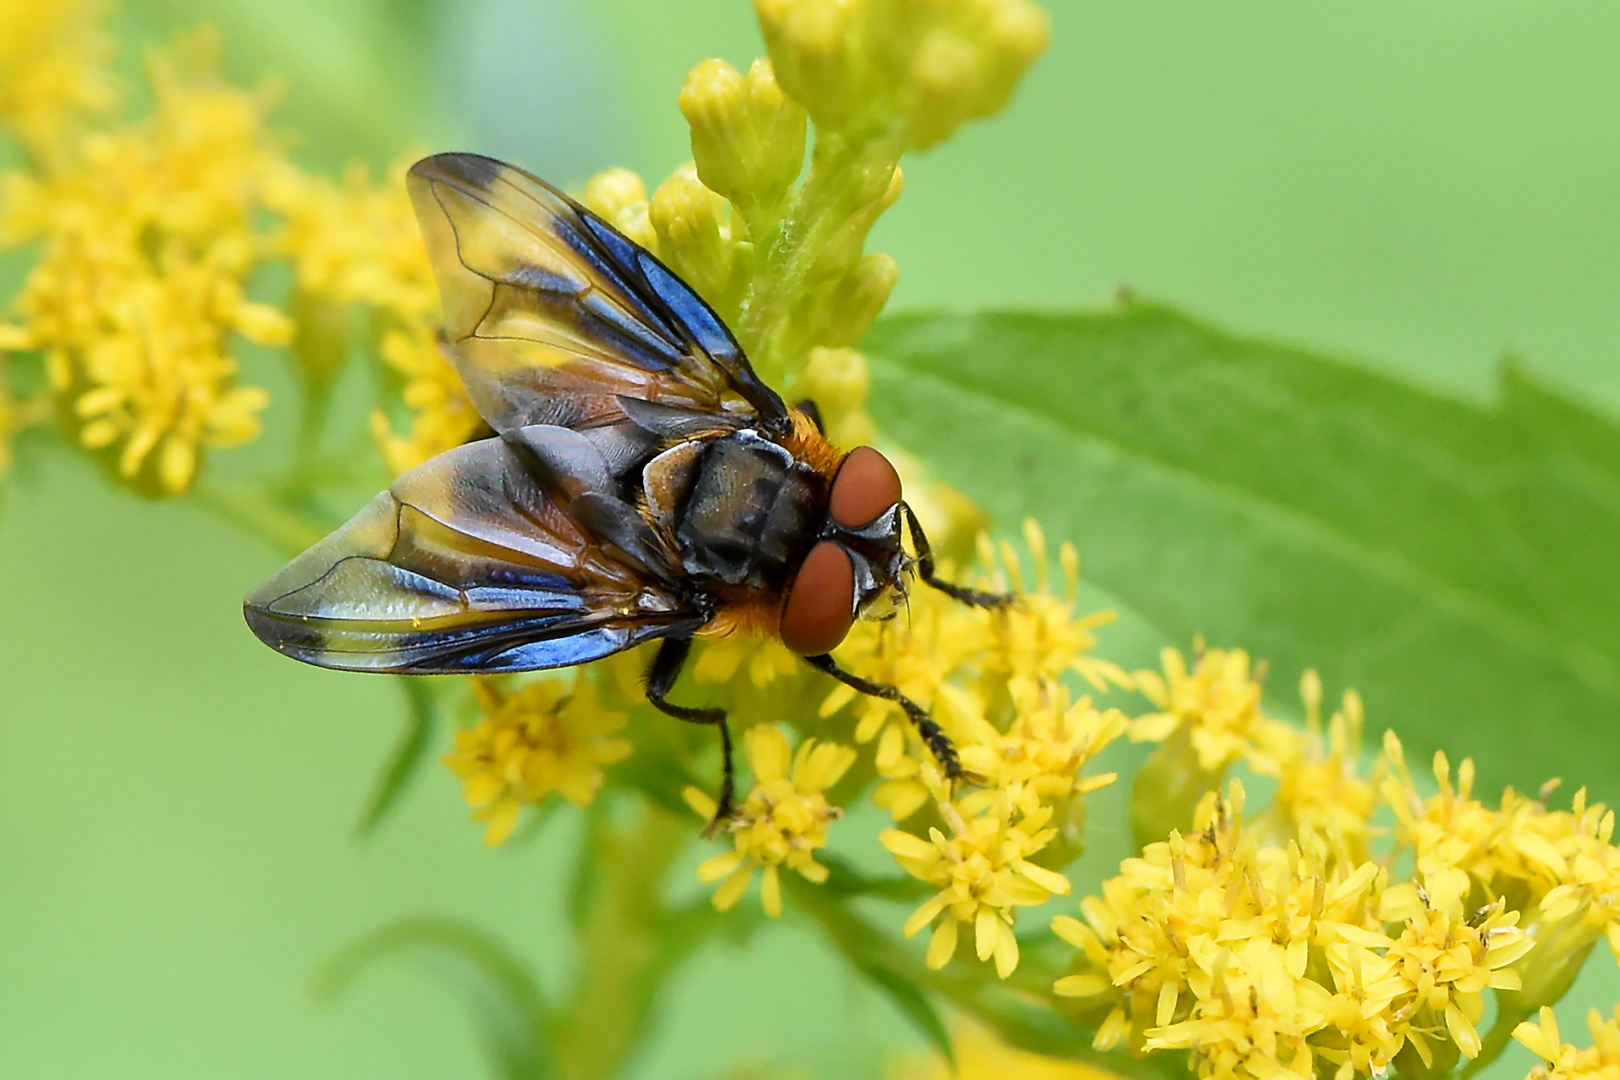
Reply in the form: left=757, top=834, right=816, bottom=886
left=313, top=916, right=553, bottom=1080
left=352, top=676, right=441, bottom=840
left=865, top=302, right=1620, bottom=802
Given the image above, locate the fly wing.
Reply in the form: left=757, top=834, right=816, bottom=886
left=407, top=152, right=787, bottom=438
left=243, top=437, right=701, bottom=673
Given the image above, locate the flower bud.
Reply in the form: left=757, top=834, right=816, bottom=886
left=796, top=346, right=874, bottom=447
left=812, top=252, right=897, bottom=348
left=753, top=0, right=870, bottom=135
left=680, top=59, right=807, bottom=226
left=581, top=167, right=655, bottom=250
left=649, top=169, right=735, bottom=313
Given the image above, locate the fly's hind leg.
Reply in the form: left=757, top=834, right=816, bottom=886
left=802, top=652, right=974, bottom=787
left=645, top=635, right=735, bottom=836
left=900, top=503, right=1012, bottom=610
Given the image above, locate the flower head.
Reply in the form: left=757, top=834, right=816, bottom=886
left=883, top=789, right=1069, bottom=978
left=1515, top=1005, right=1620, bottom=1080
left=1130, top=640, right=1294, bottom=776
left=2, top=30, right=285, bottom=495
left=0, top=0, right=117, bottom=160
left=689, top=725, right=856, bottom=917
left=442, top=673, right=632, bottom=847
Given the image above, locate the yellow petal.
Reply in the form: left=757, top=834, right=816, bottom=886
left=711, top=864, right=754, bottom=911
left=925, top=917, right=958, bottom=970
left=696, top=851, right=743, bottom=883
left=760, top=866, right=782, bottom=918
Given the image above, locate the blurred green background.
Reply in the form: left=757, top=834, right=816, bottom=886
left=3, top=1, right=1619, bottom=1077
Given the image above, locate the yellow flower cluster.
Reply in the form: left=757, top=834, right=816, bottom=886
left=687, top=724, right=856, bottom=917
left=1383, top=731, right=1620, bottom=1013
left=1, top=32, right=289, bottom=495
left=1050, top=657, right=1620, bottom=1080
left=0, top=0, right=116, bottom=161
left=854, top=521, right=1129, bottom=977
left=839, top=521, right=1128, bottom=824
left=266, top=157, right=478, bottom=476
left=1, top=17, right=457, bottom=493
left=442, top=673, right=632, bottom=847
left=1054, top=780, right=1531, bottom=1079
left=1127, top=641, right=1320, bottom=845
left=1516, top=1005, right=1620, bottom=1080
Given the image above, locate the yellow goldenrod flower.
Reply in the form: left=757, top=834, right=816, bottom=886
left=1052, top=775, right=1547, bottom=1079
left=827, top=575, right=989, bottom=820
left=442, top=673, right=632, bottom=847
left=954, top=680, right=1125, bottom=807
left=979, top=522, right=1132, bottom=701
left=691, top=634, right=800, bottom=691
left=689, top=725, right=856, bottom=917
left=882, top=791, right=1069, bottom=978
left=1127, top=639, right=1300, bottom=844
left=1130, top=641, right=1293, bottom=774
left=1255, top=672, right=1377, bottom=857
left=263, top=157, right=437, bottom=322
left=0, top=0, right=117, bottom=160
left=829, top=519, right=1124, bottom=824
left=1515, top=1005, right=1620, bottom=1080
left=1381, top=730, right=1620, bottom=1017
left=752, top=0, right=1049, bottom=150
left=1, top=30, right=285, bottom=495
left=1376, top=871, right=1531, bottom=1070
left=368, top=323, right=486, bottom=476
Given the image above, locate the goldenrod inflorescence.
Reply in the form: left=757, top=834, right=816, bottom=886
left=7, top=2, right=1617, bottom=1078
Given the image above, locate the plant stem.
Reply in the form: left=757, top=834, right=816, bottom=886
left=550, top=801, right=697, bottom=1080
left=190, top=479, right=328, bottom=556
left=733, top=130, right=899, bottom=383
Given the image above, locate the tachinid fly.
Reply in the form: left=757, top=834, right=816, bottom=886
left=243, top=153, right=1006, bottom=824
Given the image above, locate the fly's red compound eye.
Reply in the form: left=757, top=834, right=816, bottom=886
left=779, top=541, right=856, bottom=656
left=829, top=446, right=902, bottom=530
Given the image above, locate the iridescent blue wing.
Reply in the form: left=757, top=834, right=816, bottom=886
left=407, top=153, right=787, bottom=439
left=243, top=435, right=702, bottom=673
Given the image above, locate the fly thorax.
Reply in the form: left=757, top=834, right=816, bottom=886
left=674, top=430, right=824, bottom=588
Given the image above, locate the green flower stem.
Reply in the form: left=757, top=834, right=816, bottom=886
left=734, top=129, right=902, bottom=383
left=551, top=801, right=709, bottom=1080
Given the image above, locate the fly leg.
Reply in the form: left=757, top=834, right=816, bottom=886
left=900, top=502, right=1012, bottom=610
left=645, top=635, right=735, bottom=837
left=802, top=652, right=972, bottom=785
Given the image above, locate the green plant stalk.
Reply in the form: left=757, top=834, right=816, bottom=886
left=551, top=801, right=704, bottom=1080
left=733, top=128, right=902, bottom=383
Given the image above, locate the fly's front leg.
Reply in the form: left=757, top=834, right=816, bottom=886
left=900, top=503, right=1012, bottom=609
left=645, top=636, right=735, bottom=836
left=801, top=652, right=974, bottom=786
